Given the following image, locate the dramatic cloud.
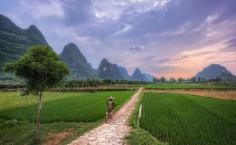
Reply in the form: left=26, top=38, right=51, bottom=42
left=0, top=0, right=236, bottom=78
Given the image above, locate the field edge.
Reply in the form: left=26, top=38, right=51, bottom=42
left=126, top=92, right=168, bottom=145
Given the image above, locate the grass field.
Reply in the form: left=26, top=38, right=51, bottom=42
left=139, top=83, right=236, bottom=89
left=139, top=92, right=236, bottom=145
left=0, top=91, right=133, bottom=144
left=126, top=92, right=166, bottom=145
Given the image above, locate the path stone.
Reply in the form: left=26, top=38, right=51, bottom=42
left=68, top=88, right=143, bottom=145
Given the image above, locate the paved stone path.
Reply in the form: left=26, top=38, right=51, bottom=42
left=68, top=88, right=143, bottom=145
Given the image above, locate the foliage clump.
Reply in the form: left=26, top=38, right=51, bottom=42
left=4, top=45, right=69, bottom=144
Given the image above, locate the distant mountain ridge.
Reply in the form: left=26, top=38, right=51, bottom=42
left=0, top=14, right=48, bottom=70
left=97, top=58, right=125, bottom=80
left=60, top=43, right=97, bottom=80
left=0, top=14, right=155, bottom=82
left=143, top=73, right=155, bottom=82
left=131, top=68, right=154, bottom=82
left=97, top=59, right=154, bottom=81
left=118, top=65, right=131, bottom=80
left=195, top=64, right=236, bottom=81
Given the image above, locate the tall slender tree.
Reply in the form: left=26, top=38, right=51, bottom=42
left=4, top=45, right=69, bottom=144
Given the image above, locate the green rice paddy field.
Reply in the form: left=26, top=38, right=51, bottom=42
left=140, top=92, right=236, bottom=145
left=140, top=83, right=236, bottom=89
left=0, top=91, right=133, bottom=144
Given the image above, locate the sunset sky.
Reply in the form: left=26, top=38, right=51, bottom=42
left=0, top=0, right=236, bottom=78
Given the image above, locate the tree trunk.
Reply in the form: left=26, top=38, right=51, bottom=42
left=35, top=91, right=43, bottom=145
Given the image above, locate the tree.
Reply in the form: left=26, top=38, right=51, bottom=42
left=160, top=77, right=166, bottom=83
left=178, top=77, right=184, bottom=83
left=4, top=45, right=69, bottom=144
left=197, top=77, right=201, bottom=82
left=153, top=77, right=160, bottom=82
left=191, top=77, right=196, bottom=83
left=169, top=77, right=176, bottom=83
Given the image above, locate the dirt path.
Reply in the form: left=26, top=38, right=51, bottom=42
left=68, top=88, right=143, bottom=145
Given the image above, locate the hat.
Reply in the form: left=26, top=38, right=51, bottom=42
left=108, top=96, right=114, bottom=100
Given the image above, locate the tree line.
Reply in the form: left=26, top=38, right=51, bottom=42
left=0, top=76, right=232, bottom=89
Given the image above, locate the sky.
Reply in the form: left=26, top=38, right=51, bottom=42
left=0, top=0, right=236, bottom=78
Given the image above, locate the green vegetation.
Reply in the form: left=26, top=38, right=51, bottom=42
left=0, top=119, right=98, bottom=145
left=0, top=91, right=133, bottom=122
left=4, top=45, right=69, bottom=144
left=126, top=129, right=164, bottom=145
left=0, top=91, right=133, bottom=144
left=126, top=93, right=166, bottom=145
left=140, top=83, right=236, bottom=89
left=140, top=92, right=236, bottom=145
left=2, top=80, right=236, bottom=91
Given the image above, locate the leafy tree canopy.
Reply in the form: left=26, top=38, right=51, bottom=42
left=4, top=45, right=69, bottom=94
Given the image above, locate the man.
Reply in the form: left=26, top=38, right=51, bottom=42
left=106, top=96, right=116, bottom=123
